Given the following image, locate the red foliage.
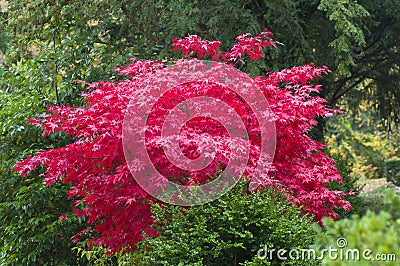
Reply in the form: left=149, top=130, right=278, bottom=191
left=14, top=30, right=351, bottom=253
left=171, top=28, right=279, bottom=62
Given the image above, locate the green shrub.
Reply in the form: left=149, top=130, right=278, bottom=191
left=0, top=179, right=86, bottom=266
left=122, top=181, right=319, bottom=266
left=314, top=188, right=400, bottom=266
left=385, top=158, right=400, bottom=185
left=0, top=88, right=86, bottom=265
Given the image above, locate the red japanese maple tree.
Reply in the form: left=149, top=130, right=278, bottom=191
left=14, top=30, right=351, bottom=253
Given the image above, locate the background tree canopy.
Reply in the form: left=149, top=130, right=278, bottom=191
left=2, top=0, right=398, bottom=127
